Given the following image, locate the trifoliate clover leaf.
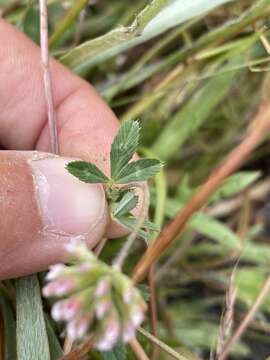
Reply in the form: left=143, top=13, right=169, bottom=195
left=114, top=159, right=164, bottom=184
left=67, top=161, right=109, bottom=184
left=110, top=120, right=140, bottom=179
left=111, top=191, right=139, bottom=218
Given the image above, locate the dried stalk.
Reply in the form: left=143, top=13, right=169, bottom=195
left=219, top=273, right=270, bottom=360
left=138, top=327, right=191, bottom=360
left=215, top=265, right=238, bottom=359
left=60, top=336, right=93, bottom=360
left=129, top=339, right=150, bottom=360
left=39, top=0, right=59, bottom=155
left=148, top=267, right=158, bottom=360
left=132, top=103, right=270, bottom=283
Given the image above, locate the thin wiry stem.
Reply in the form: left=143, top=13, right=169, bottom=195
left=148, top=267, right=158, bottom=360
left=60, top=336, right=93, bottom=360
left=113, top=183, right=150, bottom=269
left=39, top=0, right=59, bottom=155
left=138, top=327, right=192, bottom=360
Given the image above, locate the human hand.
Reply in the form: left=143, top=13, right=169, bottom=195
left=0, top=19, right=126, bottom=279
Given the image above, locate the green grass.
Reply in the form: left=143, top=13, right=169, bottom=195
left=2, top=0, right=270, bottom=359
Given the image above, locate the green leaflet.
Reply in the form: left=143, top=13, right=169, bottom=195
left=111, top=191, right=139, bottom=218
left=110, top=120, right=140, bottom=179
left=115, top=159, right=163, bottom=184
left=66, top=161, right=109, bottom=184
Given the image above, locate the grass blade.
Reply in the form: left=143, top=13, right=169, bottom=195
left=16, top=275, right=50, bottom=360
left=60, top=0, right=234, bottom=73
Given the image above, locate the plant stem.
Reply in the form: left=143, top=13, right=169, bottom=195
left=40, top=0, right=59, bottom=154
left=148, top=267, right=158, bottom=360
left=219, top=273, right=270, bottom=360
left=138, top=327, right=194, bottom=360
left=49, top=0, right=90, bottom=49
left=129, top=339, right=150, bottom=360
left=132, top=102, right=270, bottom=283
left=59, top=336, right=93, bottom=360
left=113, top=183, right=150, bottom=269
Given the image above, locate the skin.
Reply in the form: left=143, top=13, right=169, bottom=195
left=0, top=19, right=137, bottom=279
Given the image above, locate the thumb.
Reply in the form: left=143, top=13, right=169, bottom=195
left=0, top=151, right=108, bottom=280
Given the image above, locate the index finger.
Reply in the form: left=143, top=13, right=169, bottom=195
left=0, top=19, right=119, bottom=173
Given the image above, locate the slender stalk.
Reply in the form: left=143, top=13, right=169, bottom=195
left=63, top=337, right=73, bottom=355
left=132, top=103, right=270, bottom=283
left=113, top=184, right=150, bottom=269
left=148, top=267, right=158, bottom=360
left=138, top=327, right=193, bottom=360
left=59, top=336, right=93, bottom=360
left=219, top=273, right=270, bottom=360
left=49, top=0, right=90, bottom=49
left=94, top=237, right=108, bottom=257
left=129, top=339, right=150, bottom=360
left=40, top=0, right=59, bottom=155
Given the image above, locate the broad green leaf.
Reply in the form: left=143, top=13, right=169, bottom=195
left=110, top=120, right=140, bottom=179
left=210, top=171, right=261, bottom=203
left=115, top=159, right=163, bottom=184
left=112, top=191, right=139, bottom=218
left=0, top=289, right=16, bottom=360
left=67, top=161, right=109, bottom=183
left=60, top=0, right=235, bottom=73
left=16, top=275, right=50, bottom=360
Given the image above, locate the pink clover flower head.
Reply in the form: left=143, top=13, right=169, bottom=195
left=43, top=242, right=146, bottom=351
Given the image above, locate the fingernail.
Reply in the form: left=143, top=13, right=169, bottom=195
left=30, top=156, right=106, bottom=237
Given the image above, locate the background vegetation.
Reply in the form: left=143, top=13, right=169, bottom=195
left=1, top=0, right=270, bottom=359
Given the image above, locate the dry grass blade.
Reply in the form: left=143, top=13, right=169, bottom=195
left=215, top=263, right=238, bottom=359
left=219, top=273, right=270, bottom=359
left=138, top=327, right=198, bottom=360
left=59, top=336, right=93, bottom=360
